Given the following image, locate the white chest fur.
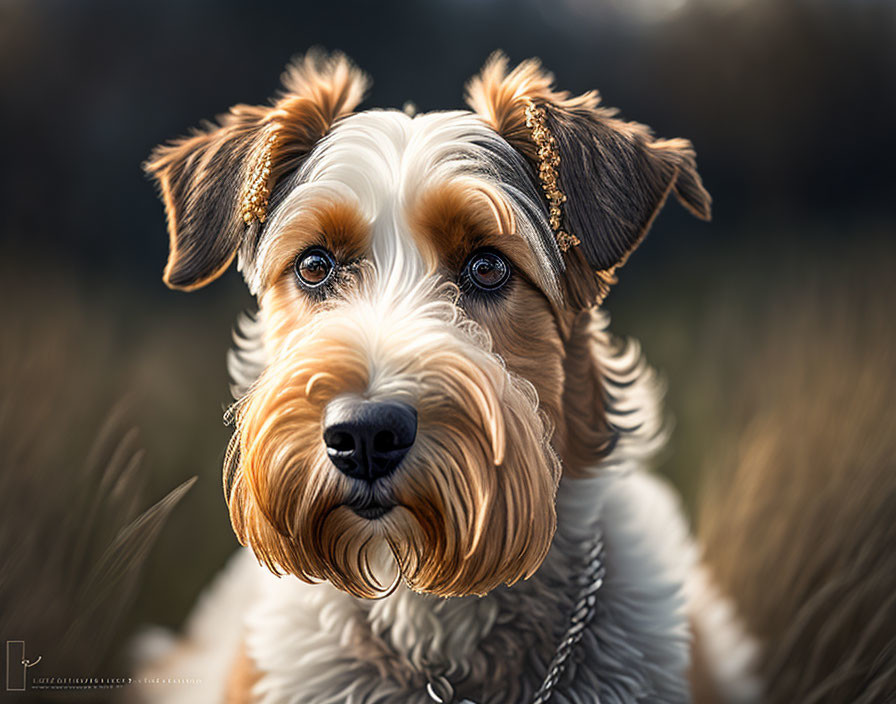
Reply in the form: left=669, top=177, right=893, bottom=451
left=244, top=468, right=694, bottom=704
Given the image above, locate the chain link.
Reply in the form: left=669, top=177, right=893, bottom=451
left=426, top=532, right=605, bottom=704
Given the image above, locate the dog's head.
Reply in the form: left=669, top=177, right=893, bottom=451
left=146, top=51, right=709, bottom=598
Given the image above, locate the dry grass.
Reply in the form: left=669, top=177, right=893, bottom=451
left=1, top=226, right=893, bottom=701
left=0, top=276, right=196, bottom=697
left=694, top=241, right=896, bottom=702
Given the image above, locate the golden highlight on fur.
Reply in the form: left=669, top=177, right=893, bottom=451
left=465, top=51, right=711, bottom=310
left=410, top=182, right=518, bottom=273
left=465, top=51, right=599, bottom=160
left=226, top=276, right=560, bottom=599
left=144, top=51, right=714, bottom=612
left=261, top=51, right=370, bottom=203
left=144, top=50, right=369, bottom=291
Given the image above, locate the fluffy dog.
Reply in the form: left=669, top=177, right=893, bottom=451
left=137, top=51, right=758, bottom=703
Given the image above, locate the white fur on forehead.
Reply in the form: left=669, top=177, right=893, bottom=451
left=240, top=109, right=561, bottom=300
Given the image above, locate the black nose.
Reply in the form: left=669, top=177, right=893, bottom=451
left=323, top=398, right=417, bottom=482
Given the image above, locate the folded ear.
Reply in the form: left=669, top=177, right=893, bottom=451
left=144, top=51, right=369, bottom=291
left=144, top=106, right=265, bottom=291
left=466, top=52, right=711, bottom=306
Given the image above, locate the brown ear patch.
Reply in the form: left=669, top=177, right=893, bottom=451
left=466, top=52, right=711, bottom=308
left=145, top=105, right=267, bottom=291
left=144, top=50, right=370, bottom=292
left=465, top=51, right=598, bottom=161
left=544, top=103, right=711, bottom=273
left=259, top=52, right=371, bottom=212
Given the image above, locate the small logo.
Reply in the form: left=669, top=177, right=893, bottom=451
left=6, top=641, right=41, bottom=692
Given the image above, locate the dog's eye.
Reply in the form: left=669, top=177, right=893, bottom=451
left=294, top=247, right=336, bottom=289
left=462, top=250, right=511, bottom=292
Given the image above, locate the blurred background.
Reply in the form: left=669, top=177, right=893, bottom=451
left=1, top=0, right=894, bottom=698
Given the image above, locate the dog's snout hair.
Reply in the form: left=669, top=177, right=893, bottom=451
left=148, top=51, right=711, bottom=605
left=226, top=272, right=560, bottom=598
left=137, top=50, right=788, bottom=704
left=218, top=107, right=574, bottom=599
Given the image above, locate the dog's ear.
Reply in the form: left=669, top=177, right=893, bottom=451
left=144, top=106, right=265, bottom=291
left=466, top=52, right=711, bottom=307
left=145, top=51, right=369, bottom=291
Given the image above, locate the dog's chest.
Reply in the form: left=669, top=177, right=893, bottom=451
left=245, top=547, right=574, bottom=703
left=243, top=472, right=694, bottom=704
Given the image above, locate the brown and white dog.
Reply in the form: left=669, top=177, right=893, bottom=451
left=136, top=52, right=760, bottom=703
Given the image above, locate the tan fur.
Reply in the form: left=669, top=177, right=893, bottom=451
left=144, top=51, right=369, bottom=290
left=147, top=54, right=711, bottom=609
left=260, top=51, right=370, bottom=203
left=226, top=265, right=561, bottom=598
left=407, top=181, right=557, bottom=299
left=254, top=199, right=369, bottom=292
left=409, top=182, right=516, bottom=273
left=464, top=51, right=600, bottom=160
left=554, top=311, right=615, bottom=477
left=224, top=641, right=260, bottom=704
left=465, top=52, right=711, bottom=310
left=223, top=157, right=628, bottom=597
left=408, top=183, right=612, bottom=478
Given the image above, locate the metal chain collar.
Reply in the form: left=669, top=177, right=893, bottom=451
left=425, top=532, right=606, bottom=704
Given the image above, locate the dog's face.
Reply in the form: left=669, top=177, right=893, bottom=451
left=146, top=52, right=709, bottom=598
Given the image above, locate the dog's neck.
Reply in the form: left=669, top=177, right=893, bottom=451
left=243, top=318, right=695, bottom=703
left=361, top=475, right=609, bottom=701
left=246, top=469, right=693, bottom=703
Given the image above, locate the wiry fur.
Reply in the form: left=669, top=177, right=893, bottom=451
left=227, top=276, right=560, bottom=598
left=144, top=51, right=368, bottom=291
left=137, top=51, right=762, bottom=704
left=464, top=52, right=711, bottom=307
left=241, top=470, right=695, bottom=704
left=241, top=109, right=562, bottom=299
left=138, top=314, right=706, bottom=704
left=226, top=109, right=570, bottom=599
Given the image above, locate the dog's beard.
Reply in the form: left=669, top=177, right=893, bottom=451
left=226, top=286, right=561, bottom=598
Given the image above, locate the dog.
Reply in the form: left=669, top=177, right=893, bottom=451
left=136, top=51, right=760, bottom=703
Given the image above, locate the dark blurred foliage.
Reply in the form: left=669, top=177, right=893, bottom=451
left=0, top=0, right=893, bottom=289
left=0, top=0, right=893, bottom=691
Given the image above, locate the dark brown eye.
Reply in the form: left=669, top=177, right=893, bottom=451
left=294, top=247, right=336, bottom=289
left=463, top=249, right=511, bottom=291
